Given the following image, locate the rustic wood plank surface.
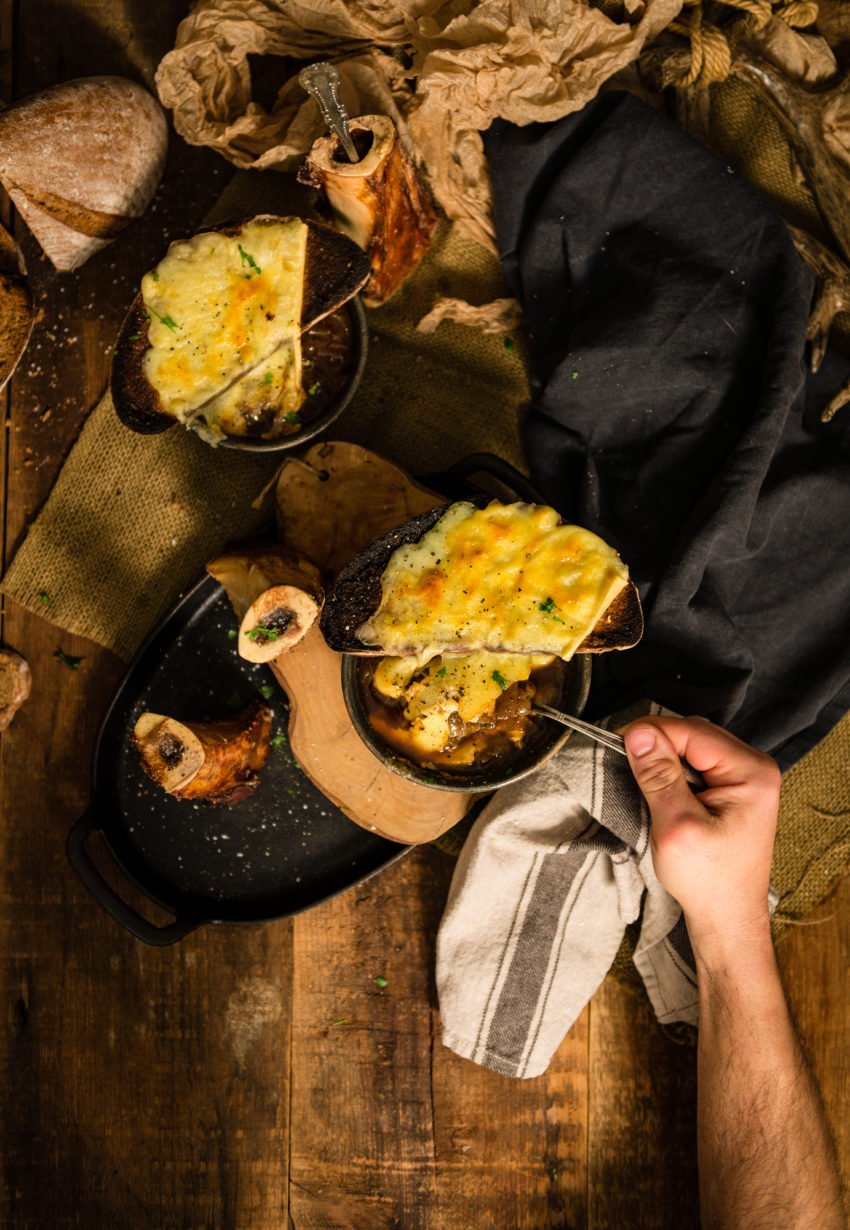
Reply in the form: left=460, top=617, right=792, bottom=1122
left=0, top=4, right=847, bottom=1230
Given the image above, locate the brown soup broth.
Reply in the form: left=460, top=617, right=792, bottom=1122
left=357, top=656, right=569, bottom=776
left=298, top=307, right=354, bottom=425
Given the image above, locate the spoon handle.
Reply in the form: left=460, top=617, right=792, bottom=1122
left=532, top=703, right=706, bottom=792
left=298, top=62, right=360, bottom=163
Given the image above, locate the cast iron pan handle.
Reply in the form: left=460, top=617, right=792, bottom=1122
left=66, top=810, right=203, bottom=947
left=433, top=452, right=543, bottom=505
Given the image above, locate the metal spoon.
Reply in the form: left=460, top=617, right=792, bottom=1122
left=533, top=702, right=706, bottom=791
left=298, top=61, right=360, bottom=164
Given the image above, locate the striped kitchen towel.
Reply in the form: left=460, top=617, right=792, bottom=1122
left=436, top=701, right=701, bottom=1079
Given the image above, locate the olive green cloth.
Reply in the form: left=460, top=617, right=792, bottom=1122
left=0, top=172, right=527, bottom=660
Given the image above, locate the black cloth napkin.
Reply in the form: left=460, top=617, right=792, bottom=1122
left=484, top=94, right=850, bottom=768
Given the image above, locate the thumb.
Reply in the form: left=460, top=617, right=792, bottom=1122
left=624, top=722, right=702, bottom=831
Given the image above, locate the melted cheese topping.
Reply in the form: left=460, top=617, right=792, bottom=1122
left=141, top=218, right=308, bottom=428
left=358, top=501, right=629, bottom=659
left=374, top=651, right=553, bottom=754
left=197, top=340, right=304, bottom=441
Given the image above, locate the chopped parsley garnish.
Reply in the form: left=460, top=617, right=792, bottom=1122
left=539, top=596, right=565, bottom=624
left=504, top=337, right=515, bottom=351
left=571, top=370, right=579, bottom=380
left=258, top=683, right=275, bottom=700
left=436, top=666, right=447, bottom=678
left=247, top=625, right=279, bottom=642
left=374, top=975, right=388, bottom=989
left=127, top=332, right=142, bottom=341
left=238, top=244, right=262, bottom=275
left=492, top=670, right=508, bottom=690
left=227, top=628, right=238, bottom=640
left=37, top=591, right=51, bottom=606
left=54, top=649, right=83, bottom=670
left=152, top=270, right=160, bottom=282
left=263, top=371, right=273, bottom=385
left=149, top=305, right=179, bottom=332
left=270, top=734, right=287, bottom=749
left=284, top=412, right=300, bottom=423
left=307, top=383, right=319, bottom=396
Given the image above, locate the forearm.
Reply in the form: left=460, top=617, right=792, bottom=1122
left=692, top=920, right=845, bottom=1230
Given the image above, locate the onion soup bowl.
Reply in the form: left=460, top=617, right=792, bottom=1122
left=341, top=651, right=592, bottom=794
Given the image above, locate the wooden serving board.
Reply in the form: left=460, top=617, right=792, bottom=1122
left=269, top=441, right=474, bottom=845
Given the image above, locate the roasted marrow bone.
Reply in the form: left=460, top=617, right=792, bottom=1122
left=133, top=700, right=272, bottom=804
left=111, top=215, right=369, bottom=438
left=206, top=542, right=324, bottom=663
left=321, top=500, right=642, bottom=659
left=299, top=116, right=438, bottom=306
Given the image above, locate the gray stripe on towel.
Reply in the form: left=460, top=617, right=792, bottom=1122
left=665, top=913, right=697, bottom=987
left=483, top=822, right=595, bottom=1066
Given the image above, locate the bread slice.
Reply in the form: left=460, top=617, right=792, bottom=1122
left=320, top=502, right=643, bottom=656
left=0, top=648, right=32, bottom=730
left=112, top=215, right=370, bottom=435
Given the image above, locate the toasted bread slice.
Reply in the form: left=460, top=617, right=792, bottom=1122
left=112, top=215, right=370, bottom=435
left=320, top=502, right=643, bottom=657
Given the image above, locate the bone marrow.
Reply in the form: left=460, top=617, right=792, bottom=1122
left=133, top=700, right=272, bottom=805
left=299, top=115, right=438, bottom=306
left=206, top=542, right=324, bottom=663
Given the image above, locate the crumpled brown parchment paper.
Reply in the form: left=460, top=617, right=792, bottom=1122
left=156, top=0, right=683, bottom=251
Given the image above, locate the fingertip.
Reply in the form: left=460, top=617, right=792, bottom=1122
left=624, top=724, right=656, bottom=758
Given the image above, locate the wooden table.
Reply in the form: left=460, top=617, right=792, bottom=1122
left=1, top=4, right=847, bottom=1227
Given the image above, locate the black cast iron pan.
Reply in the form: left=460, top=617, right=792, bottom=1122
left=67, top=453, right=546, bottom=945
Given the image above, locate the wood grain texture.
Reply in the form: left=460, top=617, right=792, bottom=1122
left=776, top=877, right=850, bottom=1179
left=588, top=979, right=699, bottom=1230
left=0, top=4, right=848, bottom=1230
left=290, top=847, right=591, bottom=1230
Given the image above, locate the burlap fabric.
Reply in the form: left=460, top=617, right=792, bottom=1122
left=3, top=162, right=848, bottom=943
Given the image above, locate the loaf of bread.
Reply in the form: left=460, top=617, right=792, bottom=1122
left=0, top=76, right=167, bottom=271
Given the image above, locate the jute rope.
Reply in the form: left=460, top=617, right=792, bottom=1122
left=664, top=0, right=818, bottom=88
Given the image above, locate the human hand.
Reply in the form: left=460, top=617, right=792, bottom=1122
left=622, top=717, right=780, bottom=956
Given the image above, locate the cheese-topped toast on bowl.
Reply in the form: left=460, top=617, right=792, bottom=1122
left=112, top=215, right=369, bottom=447
left=320, top=500, right=643, bottom=658
left=323, top=499, right=643, bottom=791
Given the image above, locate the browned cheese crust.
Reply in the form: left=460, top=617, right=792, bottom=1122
left=320, top=502, right=643, bottom=656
